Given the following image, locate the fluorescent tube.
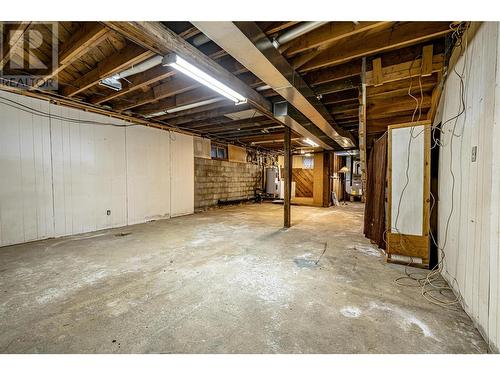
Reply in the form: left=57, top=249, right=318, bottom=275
left=163, top=54, right=247, bottom=104
left=303, top=138, right=319, bottom=147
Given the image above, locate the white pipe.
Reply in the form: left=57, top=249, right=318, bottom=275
left=111, top=55, right=163, bottom=81
left=273, top=21, right=328, bottom=48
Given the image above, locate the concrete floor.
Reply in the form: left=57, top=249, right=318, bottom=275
left=0, top=203, right=488, bottom=353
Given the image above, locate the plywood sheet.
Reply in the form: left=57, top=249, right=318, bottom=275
left=390, top=125, right=425, bottom=236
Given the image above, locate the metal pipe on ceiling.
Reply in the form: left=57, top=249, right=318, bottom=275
left=271, top=21, right=328, bottom=48
left=100, top=55, right=164, bottom=91
left=192, top=21, right=355, bottom=150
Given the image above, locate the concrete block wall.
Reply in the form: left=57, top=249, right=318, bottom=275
left=194, top=157, right=262, bottom=209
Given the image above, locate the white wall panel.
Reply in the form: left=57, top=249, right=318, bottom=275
left=126, top=126, right=171, bottom=224
left=0, top=91, right=54, bottom=246
left=437, top=22, right=500, bottom=352
left=50, top=106, right=128, bottom=236
left=1, top=91, right=195, bottom=247
left=390, top=125, right=425, bottom=236
left=170, top=132, right=194, bottom=217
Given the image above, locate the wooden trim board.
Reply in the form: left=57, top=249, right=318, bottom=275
left=386, top=120, right=431, bottom=267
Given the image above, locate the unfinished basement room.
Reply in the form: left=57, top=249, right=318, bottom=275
left=1, top=3, right=500, bottom=367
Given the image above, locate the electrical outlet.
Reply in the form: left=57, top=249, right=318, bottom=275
left=106, top=210, right=111, bottom=216
left=471, top=146, right=477, bottom=162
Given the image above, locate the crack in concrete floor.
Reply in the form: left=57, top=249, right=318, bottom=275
left=0, top=203, right=488, bottom=353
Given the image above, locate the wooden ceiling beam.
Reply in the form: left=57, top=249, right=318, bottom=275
left=367, top=95, right=432, bottom=118
left=298, top=22, right=452, bottom=72
left=113, top=60, right=261, bottom=113
left=0, top=22, right=32, bottom=69
left=62, top=43, right=154, bottom=97
left=304, top=61, right=362, bottom=87
left=262, top=21, right=301, bottom=36
left=236, top=132, right=287, bottom=142
left=314, top=78, right=359, bottom=96
left=367, top=94, right=432, bottom=115
left=366, top=74, right=437, bottom=100
left=91, top=64, right=175, bottom=104
left=186, top=116, right=272, bottom=131
left=134, top=86, right=219, bottom=116
left=365, top=53, right=443, bottom=86
left=103, top=22, right=273, bottom=116
left=366, top=114, right=426, bottom=134
left=115, top=75, right=198, bottom=111
left=283, top=22, right=391, bottom=57
left=34, top=22, right=109, bottom=88
left=321, top=89, right=359, bottom=105
left=158, top=102, right=251, bottom=125
left=90, top=26, right=200, bottom=105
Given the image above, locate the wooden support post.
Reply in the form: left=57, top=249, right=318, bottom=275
left=359, top=57, right=368, bottom=203
left=372, top=57, right=384, bottom=86
left=284, top=127, right=292, bottom=228
left=421, top=45, right=434, bottom=77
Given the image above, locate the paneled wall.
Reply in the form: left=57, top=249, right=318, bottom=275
left=126, top=126, right=171, bottom=225
left=50, top=106, right=128, bottom=236
left=0, top=93, right=54, bottom=245
left=436, top=22, right=500, bottom=352
left=0, top=90, right=194, bottom=247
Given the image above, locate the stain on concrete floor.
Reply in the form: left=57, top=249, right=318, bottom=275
left=0, top=203, right=488, bottom=353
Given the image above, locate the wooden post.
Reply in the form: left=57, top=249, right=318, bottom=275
left=359, top=57, right=368, bottom=203
left=284, top=127, right=292, bottom=228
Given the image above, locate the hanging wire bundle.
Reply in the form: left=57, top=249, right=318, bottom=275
left=390, top=22, right=470, bottom=309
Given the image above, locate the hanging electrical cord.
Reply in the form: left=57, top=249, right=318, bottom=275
left=0, top=94, right=139, bottom=128
left=420, top=23, right=470, bottom=308
left=391, top=22, right=470, bottom=310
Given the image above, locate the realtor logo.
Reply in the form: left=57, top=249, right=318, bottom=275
left=0, top=21, right=58, bottom=90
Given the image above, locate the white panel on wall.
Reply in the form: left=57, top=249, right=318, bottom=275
left=390, top=125, right=425, bottom=236
left=170, top=132, right=194, bottom=217
left=193, top=136, right=211, bottom=159
left=437, top=22, right=500, bottom=352
left=50, top=106, right=127, bottom=237
left=0, top=91, right=54, bottom=246
left=1, top=90, right=195, bottom=247
left=126, top=125, right=171, bottom=224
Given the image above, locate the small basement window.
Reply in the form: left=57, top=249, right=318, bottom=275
left=211, top=143, right=228, bottom=160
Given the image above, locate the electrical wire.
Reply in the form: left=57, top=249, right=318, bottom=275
left=390, top=23, right=470, bottom=310
left=0, top=94, right=138, bottom=128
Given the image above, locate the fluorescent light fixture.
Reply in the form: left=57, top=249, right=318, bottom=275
left=162, top=54, right=247, bottom=104
left=304, top=153, right=312, bottom=157
left=303, top=138, right=319, bottom=147
left=165, top=98, right=224, bottom=114
left=99, top=77, right=122, bottom=91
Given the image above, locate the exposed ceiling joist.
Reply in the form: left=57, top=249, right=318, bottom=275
left=0, top=22, right=31, bottom=69
left=193, top=21, right=355, bottom=149
left=103, top=21, right=272, bottom=115
left=105, top=21, right=331, bottom=149
left=299, top=22, right=452, bottom=72
left=62, top=43, right=154, bottom=97
left=91, top=64, right=175, bottom=104
left=283, top=21, right=392, bottom=57
left=34, top=22, right=109, bottom=88
left=365, top=54, right=443, bottom=85
left=115, top=75, right=199, bottom=111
